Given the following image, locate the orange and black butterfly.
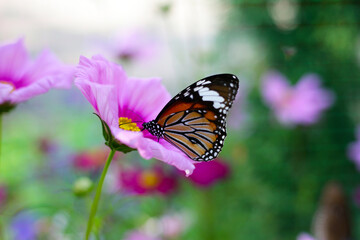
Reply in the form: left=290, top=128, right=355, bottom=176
left=142, top=74, right=239, bottom=161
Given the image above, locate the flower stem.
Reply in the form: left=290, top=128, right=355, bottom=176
left=85, top=148, right=116, bottom=240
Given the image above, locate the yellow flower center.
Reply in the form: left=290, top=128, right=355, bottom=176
left=118, top=117, right=140, bottom=131
left=139, top=170, right=161, bottom=189
left=0, top=81, right=15, bottom=93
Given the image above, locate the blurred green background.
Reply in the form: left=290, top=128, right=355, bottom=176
left=1, top=0, right=360, bottom=239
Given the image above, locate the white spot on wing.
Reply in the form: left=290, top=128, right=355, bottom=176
left=194, top=86, right=203, bottom=92
left=196, top=80, right=205, bottom=85
left=202, top=80, right=211, bottom=85
left=198, top=87, right=209, bottom=92
left=202, top=96, right=225, bottom=102
left=199, top=90, right=221, bottom=97
left=213, top=102, right=221, bottom=109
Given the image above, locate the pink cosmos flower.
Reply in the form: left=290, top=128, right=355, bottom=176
left=261, top=71, right=334, bottom=126
left=0, top=38, right=74, bottom=111
left=347, top=126, right=360, bottom=171
left=297, top=233, right=316, bottom=240
left=73, top=147, right=111, bottom=172
left=118, top=166, right=178, bottom=195
left=187, top=159, right=229, bottom=187
left=74, top=55, right=195, bottom=174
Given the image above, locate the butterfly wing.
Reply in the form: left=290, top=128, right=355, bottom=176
left=156, top=74, right=239, bottom=161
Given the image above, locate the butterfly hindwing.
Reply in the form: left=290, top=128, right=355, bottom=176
left=154, top=74, right=239, bottom=161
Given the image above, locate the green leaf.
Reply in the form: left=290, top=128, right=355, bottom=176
left=93, top=113, right=136, bottom=153
left=110, top=140, right=136, bottom=153
left=93, top=113, right=113, bottom=143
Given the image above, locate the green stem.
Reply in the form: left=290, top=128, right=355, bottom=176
left=85, top=148, right=116, bottom=240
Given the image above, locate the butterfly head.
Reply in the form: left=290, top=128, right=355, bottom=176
left=142, top=120, right=164, bottom=138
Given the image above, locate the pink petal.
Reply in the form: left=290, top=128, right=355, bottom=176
left=118, top=77, right=171, bottom=121
left=74, top=79, right=117, bottom=125
left=137, top=138, right=196, bottom=175
left=77, top=55, right=127, bottom=86
left=0, top=83, right=13, bottom=103
left=0, top=38, right=29, bottom=83
left=20, top=49, right=74, bottom=88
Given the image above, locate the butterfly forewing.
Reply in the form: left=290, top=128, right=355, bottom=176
left=146, top=74, right=239, bottom=161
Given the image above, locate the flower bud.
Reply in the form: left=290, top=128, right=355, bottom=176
left=72, top=177, right=93, bottom=197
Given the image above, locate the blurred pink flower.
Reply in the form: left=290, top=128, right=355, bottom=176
left=124, top=212, right=188, bottom=240
left=74, top=55, right=195, bottom=175
left=111, top=29, right=159, bottom=63
left=297, top=233, right=316, bottom=240
left=347, top=126, right=360, bottom=171
left=73, top=147, right=111, bottom=171
left=261, top=71, right=334, bottom=126
left=187, top=159, right=229, bottom=187
left=159, top=213, right=188, bottom=238
left=118, top=166, right=178, bottom=195
left=124, top=231, right=161, bottom=240
left=0, top=38, right=74, bottom=111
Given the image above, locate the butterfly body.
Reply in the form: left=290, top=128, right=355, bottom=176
left=142, top=74, right=239, bottom=162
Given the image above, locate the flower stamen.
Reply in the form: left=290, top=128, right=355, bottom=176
left=139, top=170, right=161, bottom=189
left=118, top=117, right=140, bottom=132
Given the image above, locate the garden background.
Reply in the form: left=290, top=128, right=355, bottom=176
left=1, top=0, right=360, bottom=239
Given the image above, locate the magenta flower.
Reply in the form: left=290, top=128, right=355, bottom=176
left=75, top=55, right=195, bottom=174
left=118, top=166, right=178, bottom=195
left=187, top=159, right=229, bottom=187
left=0, top=38, right=74, bottom=112
left=261, top=71, right=334, bottom=126
left=297, top=233, right=316, bottom=240
left=347, top=126, right=360, bottom=171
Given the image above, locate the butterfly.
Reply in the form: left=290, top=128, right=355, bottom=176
left=142, top=74, right=239, bottom=161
